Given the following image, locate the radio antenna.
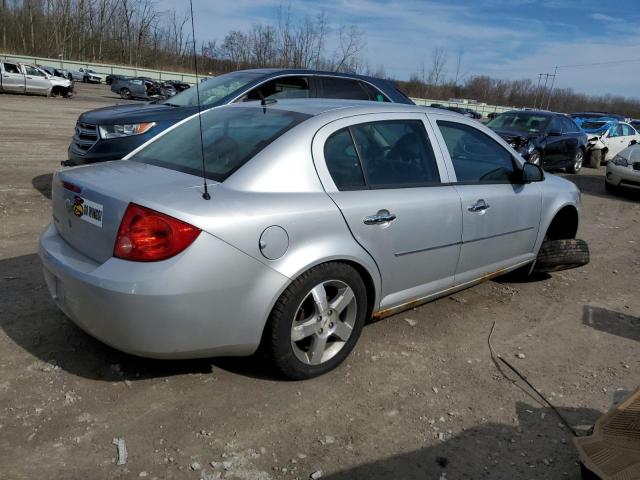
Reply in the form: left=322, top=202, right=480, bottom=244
left=189, top=0, right=210, bottom=200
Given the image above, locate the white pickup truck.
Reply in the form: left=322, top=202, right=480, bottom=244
left=0, top=60, right=73, bottom=97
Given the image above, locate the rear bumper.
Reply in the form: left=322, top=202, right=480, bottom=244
left=38, top=223, right=289, bottom=358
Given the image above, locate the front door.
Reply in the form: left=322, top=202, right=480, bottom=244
left=312, top=113, right=462, bottom=310
left=432, top=117, right=541, bottom=284
left=1, top=62, right=25, bottom=93
left=23, top=65, right=50, bottom=95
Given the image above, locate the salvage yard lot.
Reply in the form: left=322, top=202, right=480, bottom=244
left=0, top=84, right=639, bottom=480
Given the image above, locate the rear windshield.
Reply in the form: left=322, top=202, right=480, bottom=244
left=131, top=106, right=310, bottom=182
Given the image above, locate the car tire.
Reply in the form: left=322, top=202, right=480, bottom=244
left=533, top=239, right=590, bottom=273
left=120, top=88, right=132, bottom=100
left=263, top=262, right=367, bottom=380
left=567, top=149, right=584, bottom=174
left=82, top=76, right=88, bottom=83
left=589, top=150, right=602, bottom=169
left=529, top=150, right=542, bottom=167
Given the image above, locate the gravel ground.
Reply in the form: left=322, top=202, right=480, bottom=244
left=0, top=84, right=638, bottom=480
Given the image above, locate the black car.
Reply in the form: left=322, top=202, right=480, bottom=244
left=67, top=68, right=414, bottom=165
left=486, top=110, right=588, bottom=173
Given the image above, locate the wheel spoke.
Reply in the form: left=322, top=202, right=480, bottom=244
left=291, top=319, right=317, bottom=342
left=330, top=287, right=355, bottom=315
left=332, top=320, right=353, bottom=341
left=310, top=285, right=329, bottom=315
left=308, top=335, right=328, bottom=365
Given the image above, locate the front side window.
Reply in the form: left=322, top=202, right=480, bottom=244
left=132, top=106, right=310, bottom=182
left=320, top=77, right=369, bottom=101
left=162, top=71, right=264, bottom=107
left=25, top=66, right=45, bottom=76
left=560, top=116, right=579, bottom=133
left=437, top=121, right=515, bottom=183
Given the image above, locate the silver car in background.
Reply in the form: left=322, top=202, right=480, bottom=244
left=39, top=100, right=584, bottom=379
left=605, top=144, right=640, bottom=193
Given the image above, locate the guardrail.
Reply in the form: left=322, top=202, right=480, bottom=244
left=1, top=53, right=518, bottom=117
left=0, top=53, right=200, bottom=84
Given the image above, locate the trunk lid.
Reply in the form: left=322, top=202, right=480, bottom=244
left=52, top=161, right=212, bottom=263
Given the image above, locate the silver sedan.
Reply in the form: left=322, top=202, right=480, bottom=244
left=39, top=100, right=584, bottom=379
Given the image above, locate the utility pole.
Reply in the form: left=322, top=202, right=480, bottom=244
left=533, top=73, right=543, bottom=109
left=546, top=66, right=558, bottom=110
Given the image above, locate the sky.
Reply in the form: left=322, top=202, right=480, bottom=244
left=161, top=0, right=640, bottom=99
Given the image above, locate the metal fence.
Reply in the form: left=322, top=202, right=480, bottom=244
left=1, top=53, right=517, bottom=117
left=0, top=53, right=200, bottom=84
left=410, top=97, right=514, bottom=118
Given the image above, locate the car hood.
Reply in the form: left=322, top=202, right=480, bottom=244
left=493, top=129, right=541, bottom=144
left=78, top=102, right=200, bottom=125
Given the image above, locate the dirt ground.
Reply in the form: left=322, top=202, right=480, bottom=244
left=0, top=84, right=638, bottom=480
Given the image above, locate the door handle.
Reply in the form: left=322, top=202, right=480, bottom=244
left=468, top=199, right=490, bottom=212
left=363, top=209, right=397, bottom=225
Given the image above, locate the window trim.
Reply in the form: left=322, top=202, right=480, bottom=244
left=433, top=117, right=523, bottom=185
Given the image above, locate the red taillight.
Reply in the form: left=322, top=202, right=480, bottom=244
left=62, top=181, right=82, bottom=193
left=114, top=203, right=201, bottom=262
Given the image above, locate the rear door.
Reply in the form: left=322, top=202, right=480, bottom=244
left=1, top=62, right=26, bottom=93
left=431, top=116, right=541, bottom=284
left=312, top=112, right=462, bottom=310
left=23, top=65, right=50, bottom=95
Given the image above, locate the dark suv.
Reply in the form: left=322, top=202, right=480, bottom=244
left=67, top=69, right=413, bottom=165
left=487, top=110, right=588, bottom=173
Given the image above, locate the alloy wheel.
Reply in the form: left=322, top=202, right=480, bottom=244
left=290, top=280, right=357, bottom=366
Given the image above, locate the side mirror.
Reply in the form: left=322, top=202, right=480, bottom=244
left=547, top=128, right=562, bottom=136
left=521, top=162, right=544, bottom=183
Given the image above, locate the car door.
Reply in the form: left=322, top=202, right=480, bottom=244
left=543, top=116, right=569, bottom=166
left=621, top=123, right=639, bottom=148
left=23, top=65, right=50, bottom=95
left=559, top=116, right=580, bottom=166
left=312, top=112, right=462, bottom=311
left=1, top=62, right=26, bottom=93
left=605, top=124, right=627, bottom=160
left=431, top=116, right=541, bottom=284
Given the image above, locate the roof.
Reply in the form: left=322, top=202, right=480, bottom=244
left=228, top=98, right=451, bottom=118
left=233, top=68, right=389, bottom=83
left=503, top=109, right=556, bottom=117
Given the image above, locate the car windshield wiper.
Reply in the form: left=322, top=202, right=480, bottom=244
left=162, top=102, right=181, bottom=107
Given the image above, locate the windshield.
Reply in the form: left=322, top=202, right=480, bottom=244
left=161, top=71, right=263, bottom=107
left=581, top=121, right=609, bottom=132
left=486, top=113, right=550, bottom=134
left=131, top=106, right=310, bottom=182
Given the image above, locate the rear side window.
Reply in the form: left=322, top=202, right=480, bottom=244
left=609, top=125, right=623, bottom=137
left=324, top=129, right=366, bottom=190
left=242, top=76, right=310, bottom=101
left=324, top=120, right=440, bottom=190
left=3, top=62, right=20, bottom=74
left=132, top=107, right=310, bottom=182
left=320, top=77, right=369, bottom=100
left=360, top=82, right=389, bottom=102
left=437, top=121, right=514, bottom=183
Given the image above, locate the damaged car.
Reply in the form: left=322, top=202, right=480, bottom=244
left=486, top=110, right=587, bottom=173
left=41, top=100, right=588, bottom=379
left=580, top=120, right=640, bottom=168
left=110, top=77, right=174, bottom=100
